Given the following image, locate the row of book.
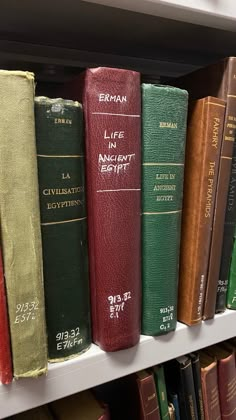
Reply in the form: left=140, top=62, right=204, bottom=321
left=1, top=56, right=236, bottom=384
left=9, top=337, right=236, bottom=420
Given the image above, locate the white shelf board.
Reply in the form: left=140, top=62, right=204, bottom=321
left=1, top=309, right=236, bottom=419
left=83, top=0, right=236, bottom=31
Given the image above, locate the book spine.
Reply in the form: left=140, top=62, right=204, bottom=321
left=153, top=365, right=169, bottom=419
left=207, top=58, right=236, bottom=316
left=35, top=97, right=91, bottom=361
left=226, top=233, right=236, bottom=308
left=0, top=71, right=47, bottom=377
left=169, top=394, right=181, bottom=420
left=137, top=373, right=161, bottom=420
left=0, top=246, right=12, bottom=384
left=141, top=84, right=188, bottom=335
left=179, top=360, right=199, bottom=420
left=201, top=363, right=221, bottom=420
left=178, top=97, right=225, bottom=325
left=82, top=68, right=141, bottom=351
left=216, top=143, right=236, bottom=313
left=217, top=353, right=236, bottom=419
left=190, top=354, right=205, bottom=420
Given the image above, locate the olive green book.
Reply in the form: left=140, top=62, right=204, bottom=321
left=0, top=71, right=47, bottom=378
left=141, top=84, right=188, bottom=335
left=35, top=97, right=91, bottom=361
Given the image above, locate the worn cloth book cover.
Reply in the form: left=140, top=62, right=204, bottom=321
left=0, top=244, right=12, bottom=384
left=199, top=351, right=221, bottom=420
left=153, top=364, right=169, bottom=419
left=205, top=344, right=236, bottom=420
left=35, top=97, right=91, bottom=361
left=141, top=84, right=188, bottom=335
left=61, top=67, right=141, bottom=351
left=178, top=96, right=225, bottom=325
left=0, top=70, right=47, bottom=378
left=175, top=57, right=236, bottom=318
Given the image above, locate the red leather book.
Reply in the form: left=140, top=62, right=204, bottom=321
left=207, top=343, right=236, bottom=420
left=199, top=351, right=221, bottom=420
left=62, top=67, right=141, bottom=351
left=136, top=370, right=161, bottom=420
left=0, top=246, right=12, bottom=384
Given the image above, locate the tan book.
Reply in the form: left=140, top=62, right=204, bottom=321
left=50, top=390, right=110, bottom=419
left=178, top=96, right=226, bottom=325
left=13, top=405, right=53, bottom=420
left=0, top=70, right=47, bottom=377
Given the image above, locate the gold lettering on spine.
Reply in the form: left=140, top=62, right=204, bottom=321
left=47, top=200, right=82, bottom=210
left=159, top=122, right=177, bottom=128
left=204, top=116, right=220, bottom=218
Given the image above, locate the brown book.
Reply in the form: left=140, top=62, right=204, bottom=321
left=168, top=402, right=175, bottom=420
left=50, top=390, right=110, bottom=420
left=199, top=351, right=221, bottom=420
left=13, top=406, right=53, bottom=420
left=178, top=96, right=226, bottom=325
left=176, top=57, right=236, bottom=319
left=136, top=370, right=161, bottom=420
left=210, top=343, right=236, bottom=420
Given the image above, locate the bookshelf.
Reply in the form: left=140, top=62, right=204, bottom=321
left=1, top=311, right=236, bottom=419
left=1, top=0, right=236, bottom=418
left=83, top=0, right=236, bottom=30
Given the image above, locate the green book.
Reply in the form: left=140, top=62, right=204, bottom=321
left=141, top=84, right=188, bottom=335
left=153, top=365, right=169, bottom=420
left=0, top=71, right=47, bottom=378
left=35, top=97, right=91, bottom=361
left=226, top=229, right=236, bottom=309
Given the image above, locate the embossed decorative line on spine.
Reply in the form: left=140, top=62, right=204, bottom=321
left=221, top=156, right=233, bottom=159
left=37, top=154, right=84, bottom=158
left=92, top=112, right=140, bottom=117
left=227, top=95, right=236, bottom=98
left=41, top=217, right=87, bottom=226
left=143, top=210, right=182, bottom=215
left=204, top=102, right=226, bottom=107
left=97, top=188, right=141, bottom=192
left=142, top=163, right=184, bottom=166
left=146, top=407, right=160, bottom=416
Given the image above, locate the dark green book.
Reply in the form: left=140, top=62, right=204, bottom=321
left=141, top=84, right=188, bottom=335
left=153, top=365, right=169, bottom=419
left=226, top=229, right=236, bottom=309
left=35, top=97, right=91, bottom=361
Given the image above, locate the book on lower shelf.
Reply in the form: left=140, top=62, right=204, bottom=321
left=11, top=337, right=236, bottom=420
